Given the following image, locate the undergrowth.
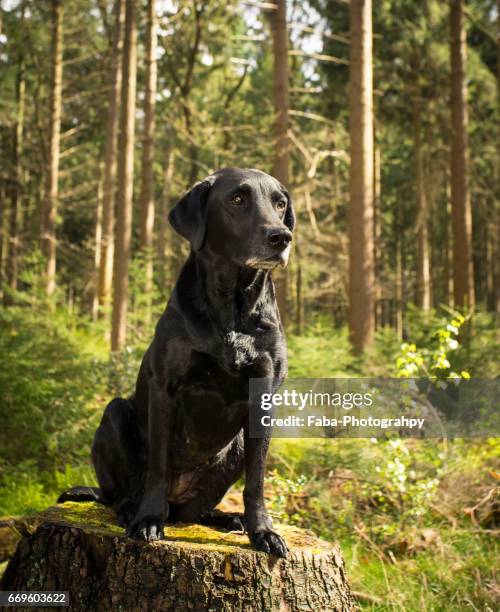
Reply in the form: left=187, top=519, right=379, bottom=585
left=0, top=302, right=498, bottom=610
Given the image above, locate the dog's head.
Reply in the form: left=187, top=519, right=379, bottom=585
left=168, top=167, right=295, bottom=269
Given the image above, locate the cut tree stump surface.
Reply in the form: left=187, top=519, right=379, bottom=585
left=1, top=502, right=353, bottom=611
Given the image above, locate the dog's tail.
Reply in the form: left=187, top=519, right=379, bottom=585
left=57, top=486, right=107, bottom=505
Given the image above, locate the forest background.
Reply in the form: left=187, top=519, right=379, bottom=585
left=0, top=0, right=499, bottom=609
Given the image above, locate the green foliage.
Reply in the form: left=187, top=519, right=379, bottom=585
left=0, top=304, right=106, bottom=472
left=0, top=463, right=96, bottom=516
left=267, top=313, right=499, bottom=609
left=267, top=435, right=499, bottom=610
left=287, top=318, right=355, bottom=377
left=396, top=309, right=471, bottom=379
left=0, top=308, right=497, bottom=609
left=0, top=0, right=498, bottom=606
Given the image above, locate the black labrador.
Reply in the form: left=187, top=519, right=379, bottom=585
left=59, top=167, right=294, bottom=557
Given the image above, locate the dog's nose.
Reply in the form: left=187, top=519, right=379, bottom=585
left=267, top=228, right=292, bottom=250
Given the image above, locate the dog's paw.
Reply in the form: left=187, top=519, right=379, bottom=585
left=250, top=530, right=289, bottom=558
left=127, top=515, right=164, bottom=542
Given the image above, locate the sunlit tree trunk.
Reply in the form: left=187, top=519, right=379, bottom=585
left=111, top=0, right=137, bottom=352
left=348, top=0, right=375, bottom=353
left=138, top=0, right=158, bottom=317
left=414, top=102, right=431, bottom=310
left=450, top=0, right=474, bottom=310
left=41, top=0, right=63, bottom=297
left=5, top=52, right=25, bottom=302
left=98, top=0, right=125, bottom=316
left=266, top=0, right=290, bottom=324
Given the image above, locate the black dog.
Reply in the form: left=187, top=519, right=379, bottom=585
left=59, top=167, right=294, bottom=557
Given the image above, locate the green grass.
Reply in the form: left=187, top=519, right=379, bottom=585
left=342, top=531, right=498, bottom=610
left=0, top=305, right=498, bottom=609
left=0, top=463, right=96, bottom=516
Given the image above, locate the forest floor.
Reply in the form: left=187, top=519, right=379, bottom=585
left=0, top=305, right=498, bottom=610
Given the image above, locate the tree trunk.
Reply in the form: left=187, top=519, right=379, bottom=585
left=444, top=183, right=454, bottom=306
left=98, top=0, right=125, bottom=317
left=138, top=0, right=158, bottom=314
left=295, top=235, right=304, bottom=335
left=266, top=0, right=290, bottom=325
left=41, top=0, right=63, bottom=298
left=1, top=503, right=353, bottom=611
left=111, top=0, right=138, bottom=352
left=180, top=5, right=203, bottom=186
left=0, top=185, right=6, bottom=299
left=373, top=143, right=381, bottom=327
left=449, top=0, right=474, bottom=310
left=156, top=148, right=175, bottom=289
left=92, top=168, right=104, bottom=322
left=414, top=102, right=431, bottom=310
left=395, top=234, right=404, bottom=340
left=348, top=0, right=375, bottom=353
left=494, top=0, right=500, bottom=314
left=5, top=53, right=25, bottom=303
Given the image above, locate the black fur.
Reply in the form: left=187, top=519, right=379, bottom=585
left=59, top=167, right=294, bottom=557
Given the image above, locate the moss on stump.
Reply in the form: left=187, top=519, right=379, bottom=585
left=1, top=502, right=353, bottom=611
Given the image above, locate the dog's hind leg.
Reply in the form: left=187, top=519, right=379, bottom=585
left=169, top=433, right=245, bottom=531
left=90, top=397, right=145, bottom=528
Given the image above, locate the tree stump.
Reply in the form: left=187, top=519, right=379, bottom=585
left=1, top=502, right=353, bottom=611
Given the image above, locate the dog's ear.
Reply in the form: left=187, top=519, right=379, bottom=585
left=284, top=190, right=296, bottom=232
left=168, top=176, right=216, bottom=251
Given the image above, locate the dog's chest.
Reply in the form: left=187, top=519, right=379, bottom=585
left=223, top=330, right=260, bottom=370
left=173, top=357, right=249, bottom=466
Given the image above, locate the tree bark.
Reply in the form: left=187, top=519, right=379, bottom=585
left=449, top=0, right=475, bottom=310
left=111, top=0, right=138, bottom=352
left=295, top=235, right=304, bottom=335
left=266, top=0, right=290, bottom=325
left=5, top=51, right=25, bottom=303
left=414, top=102, right=431, bottom=311
left=92, top=167, right=104, bottom=322
left=494, top=0, right=500, bottom=314
left=0, top=185, right=6, bottom=300
left=156, top=148, right=175, bottom=289
left=348, top=0, right=375, bottom=353
left=1, top=503, right=353, bottom=611
left=395, top=235, right=404, bottom=340
left=41, top=0, right=63, bottom=297
left=373, top=143, right=381, bottom=327
left=138, top=0, right=158, bottom=311
left=181, top=4, right=203, bottom=186
left=445, top=183, right=454, bottom=306
left=98, top=0, right=125, bottom=317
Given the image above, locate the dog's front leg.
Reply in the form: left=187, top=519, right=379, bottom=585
left=243, top=390, right=289, bottom=558
left=127, top=377, right=171, bottom=542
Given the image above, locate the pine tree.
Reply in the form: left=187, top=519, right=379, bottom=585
left=348, top=0, right=375, bottom=352
left=111, top=0, right=138, bottom=352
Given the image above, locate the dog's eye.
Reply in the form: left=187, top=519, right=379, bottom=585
left=276, top=200, right=287, bottom=212
left=230, top=194, right=244, bottom=206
